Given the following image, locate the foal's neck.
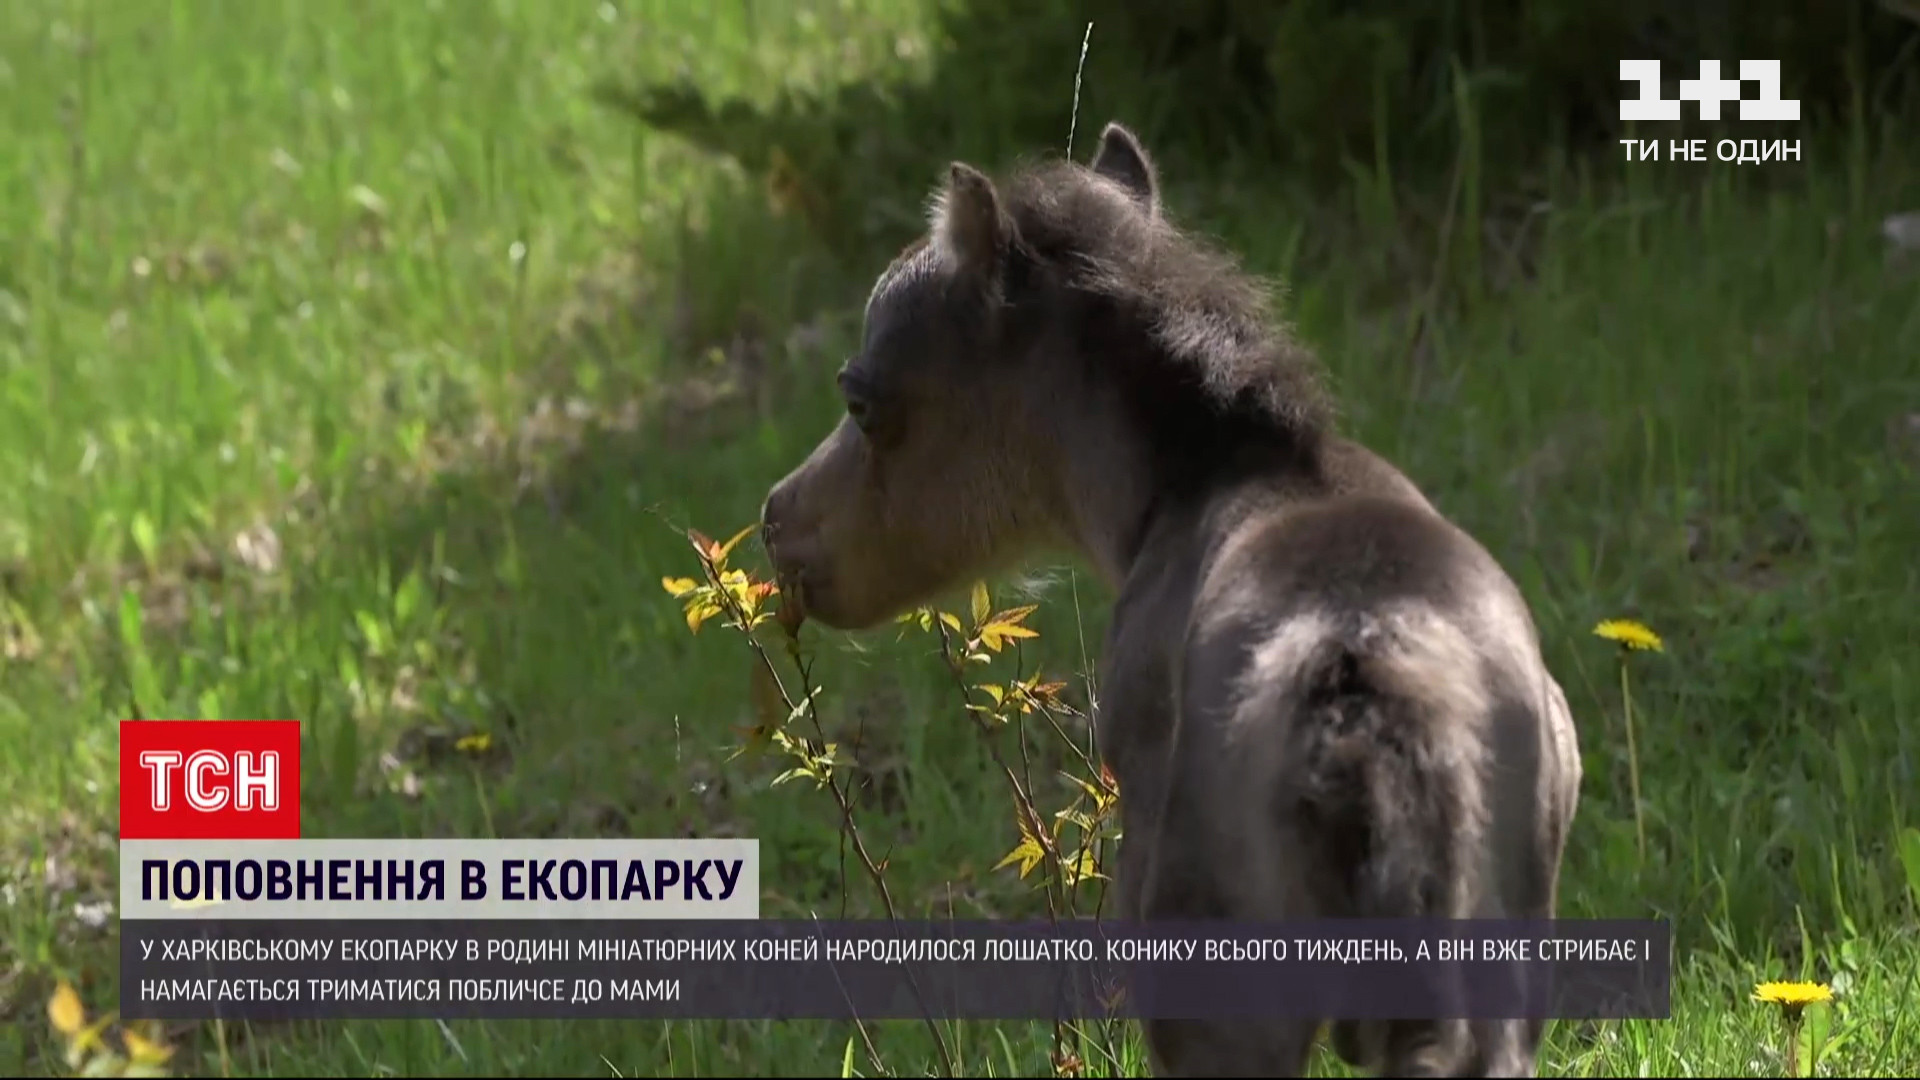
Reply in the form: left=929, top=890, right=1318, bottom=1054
left=1051, top=390, right=1332, bottom=594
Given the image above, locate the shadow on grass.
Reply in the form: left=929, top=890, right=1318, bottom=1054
left=589, top=0, right=1920, bottom=268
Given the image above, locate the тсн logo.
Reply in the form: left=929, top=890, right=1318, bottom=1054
left=119, top=720, right=303, bottom=840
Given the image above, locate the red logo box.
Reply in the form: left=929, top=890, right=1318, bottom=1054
left=119, top=720, right=303, bottom=840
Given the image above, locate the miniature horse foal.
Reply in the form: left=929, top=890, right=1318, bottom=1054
left=759, top=123, right=1583, bottom=1077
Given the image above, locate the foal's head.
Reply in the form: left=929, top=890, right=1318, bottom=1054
left=761, top=123, right=1326, bottom=630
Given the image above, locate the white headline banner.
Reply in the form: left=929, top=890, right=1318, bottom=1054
left=120, top=838, right=760, bottom=921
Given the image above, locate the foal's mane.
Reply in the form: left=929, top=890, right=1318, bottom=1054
left=997, top=158, right=1335, bottom=441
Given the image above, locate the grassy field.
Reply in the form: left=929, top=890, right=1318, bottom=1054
left=3, top=0, right=1919, bottom=1076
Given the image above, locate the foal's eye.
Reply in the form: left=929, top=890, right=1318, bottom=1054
left=837, top=369, right=876, bottom=433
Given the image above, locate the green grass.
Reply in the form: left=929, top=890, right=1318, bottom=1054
left=3, top=0, right=1919, bottom=1076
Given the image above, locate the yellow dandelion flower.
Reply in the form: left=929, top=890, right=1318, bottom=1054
left=1752, top=980, right=1833, bottom=1009
left=123, top=1027, right=175, bottom=1066
left=455, top=733, right=492, bottom=754
left=46, top=981, right=84, bottom=1037
left=1593, top=618, right=1664, bottom=653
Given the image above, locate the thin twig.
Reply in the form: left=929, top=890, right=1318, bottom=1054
left=694, top=548, right=955, bottom=1079
left=927, top=615, right=1125, bottom=1074
left=1066, top=22, right=1095, bottom=158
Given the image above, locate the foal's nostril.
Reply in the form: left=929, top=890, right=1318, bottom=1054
left=760, top=487, right=792, bottom=557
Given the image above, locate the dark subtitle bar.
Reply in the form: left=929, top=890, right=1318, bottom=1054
left=121, top=917, right=1671, bottom=1023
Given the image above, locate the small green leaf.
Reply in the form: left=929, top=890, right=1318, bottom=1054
left=1796, top=1001, right=1836, bottom=1077
left=772, top=766, right=815, bottom=787
left=355, top=610, right=388, bottom=656
left=1898, top=827, right=1920, bottom=912
left=130, top=511, right=158, bottom=568
left=117, top=587, right=145, bottom=655
left=394, top=568, right=425, bottom=626
left=709, top=524, right=757, bottom=568
left=994, top=835, right=1045, bottom=879
left=1059, top=847, right=1105, bottom=886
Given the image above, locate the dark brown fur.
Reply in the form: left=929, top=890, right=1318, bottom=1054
left=760, top=122, right=1583, bottom=1078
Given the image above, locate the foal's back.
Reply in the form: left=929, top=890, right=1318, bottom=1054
left=1140, top=439, right=1579, bottom=1077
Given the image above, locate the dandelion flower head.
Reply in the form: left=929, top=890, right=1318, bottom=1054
left=1751, top=981, right=1833, bottom=1008
left=1593, top=618, right=1665, bottom=653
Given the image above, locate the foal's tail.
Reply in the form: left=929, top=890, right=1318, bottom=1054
left=1271, top=606, right=1495, bottom=1077
left=1282, top=606, right=1490, bottom=922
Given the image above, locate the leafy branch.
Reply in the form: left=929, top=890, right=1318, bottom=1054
left=663, top=524, right=1125, bottom=1078
left=662, top=525, right=947, bottom=1079
left=45, top=980, right=175, bottom=1079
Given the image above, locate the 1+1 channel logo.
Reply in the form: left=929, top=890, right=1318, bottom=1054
left=1617, top=59, right=1802, bottom=165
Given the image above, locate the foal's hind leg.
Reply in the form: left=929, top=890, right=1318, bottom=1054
left=1379, top=1018, right=1475, bottom=1076
left=1145, top=1018, right=1320, bottom=1078
left=1371, top=1017, right=1538, bottom=1078
left=1466, top=1018, right=1541, bottom=1078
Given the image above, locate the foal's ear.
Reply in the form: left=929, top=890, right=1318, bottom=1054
left=1090, top=122, right=1159, bottom=214
left=935, top=162, right=1011, bottom=282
